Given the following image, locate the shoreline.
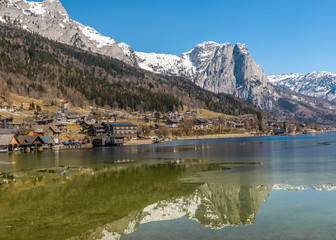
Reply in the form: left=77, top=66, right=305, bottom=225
left=173, top=133, right=259, bottom=141
left=124, top=132, right=265, bottom=146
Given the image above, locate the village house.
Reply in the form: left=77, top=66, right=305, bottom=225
left=145, top=116, right=155, bottom=123
left=87, top=123, right=106, bottom=136
left=53, top=108, right=81, bottom=122
left=166, top=118, right=181, bottom=128
left=0, top=129, right=17, bottom=135
left=8, top=121, right=25, bottom=130
left=40, top=136, right=55, bottom=149
left=104, top=122, right=137, bottom=141
left=32, top=125, right=62, bottom=139
left=17, top=135, right=43, bottom=151
left=192, top=119, right=210, bottom=130
left=0, top=134, right=19, bottom=152
left=234, top=122, right=245, bottom=129
left=273, top=129, right=286, bottom=135
left=0, top=117, right=13, bottom=128
left=35, top=119, right=53, bottom=125
left=55, top=123, right=67, bottom=133
left=91, top=133, right=125, bottom=147
left=0, top=104, right=10, bottom=110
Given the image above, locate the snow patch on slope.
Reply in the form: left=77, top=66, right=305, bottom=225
left=269, top=71, right=336, bottom=102
left=81, top=26, right=116, bottom=48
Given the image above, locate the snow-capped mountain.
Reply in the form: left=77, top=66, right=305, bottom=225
left=0, top=0, right=134, bottom=65
left=2, top=0, right=336, bottom=124
left=119, top=41, right=277, bottom=110
left=269, top=71, right=336, bottom=102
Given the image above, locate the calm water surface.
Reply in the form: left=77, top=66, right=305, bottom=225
left=0, top=133, right=336, bottom=239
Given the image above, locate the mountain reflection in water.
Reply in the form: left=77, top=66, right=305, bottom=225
left=1, top=133, right=336, bottom=239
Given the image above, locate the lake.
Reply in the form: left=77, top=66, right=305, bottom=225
left=1, top=133, right=336, bottom=239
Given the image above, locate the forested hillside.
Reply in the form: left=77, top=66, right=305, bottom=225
left=0, top=24, right=261, bottom=115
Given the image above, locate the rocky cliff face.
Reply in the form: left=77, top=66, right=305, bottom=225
left=269, top=71, right=336, bottom=102
left=0, top=0, right=134, bottom=65
left=126, top=42, right=336, bottom=124
left=125, top=41, right=277, bottom=110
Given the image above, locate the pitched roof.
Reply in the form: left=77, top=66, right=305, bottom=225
left=40, top=136, right=55, bottom=144
left=0, top=129, right=17, bottom=135
left=32, top=125, right=62, bottom=134
left=17, top=135, right=42, bottom=145
left=106, top=122, right=136, bottom=127
left=0, top=134, right=15, bottom=146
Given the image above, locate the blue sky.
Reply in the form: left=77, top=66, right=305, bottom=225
left=33, top=0, right=336, bottom=75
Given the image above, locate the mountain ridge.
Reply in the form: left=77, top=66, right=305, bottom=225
left=0, top=0, right=135, bottom=65
left=269, top=71, right=336, bottom=102
left=0, top=23, right=262, bottom=116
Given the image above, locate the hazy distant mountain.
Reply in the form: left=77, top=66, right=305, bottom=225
left=0, top=0, right=134, bottom=65
left=269, top=71, right=336, bottom=102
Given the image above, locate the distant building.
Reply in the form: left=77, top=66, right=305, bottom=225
left=0, top=134, right=19, bottom=152
left=193, top=119, right=210, bottom=130
left=55, top=123, right=67, bottom=133
left=40, top=136, right=55, bottom=149
left=87, top=123, right=106, bottom=136
left=273, top=129, right=286, bottom=135
left=32, top=125, right=62, bottom=138
left=35, top=119, right=53, bottom=125
left=53, top=108, right=80, bottom=122
left=166, top=119, right=180, bottom=128
left=0, top=129, right=17, bottom=135
left=0, top=117, right=13, bottom=128
left=104, top=122, right=137, bottom=140
left=17, top=135, right=43, bottom=150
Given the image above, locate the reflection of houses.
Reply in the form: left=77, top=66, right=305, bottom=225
left=104, top=122, right=137, bottom=141
left=18, top=135, right=43, bottom=150
left=166, top=119, right=180, bottom=128
left=0, top=134, right=19, bottom=152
